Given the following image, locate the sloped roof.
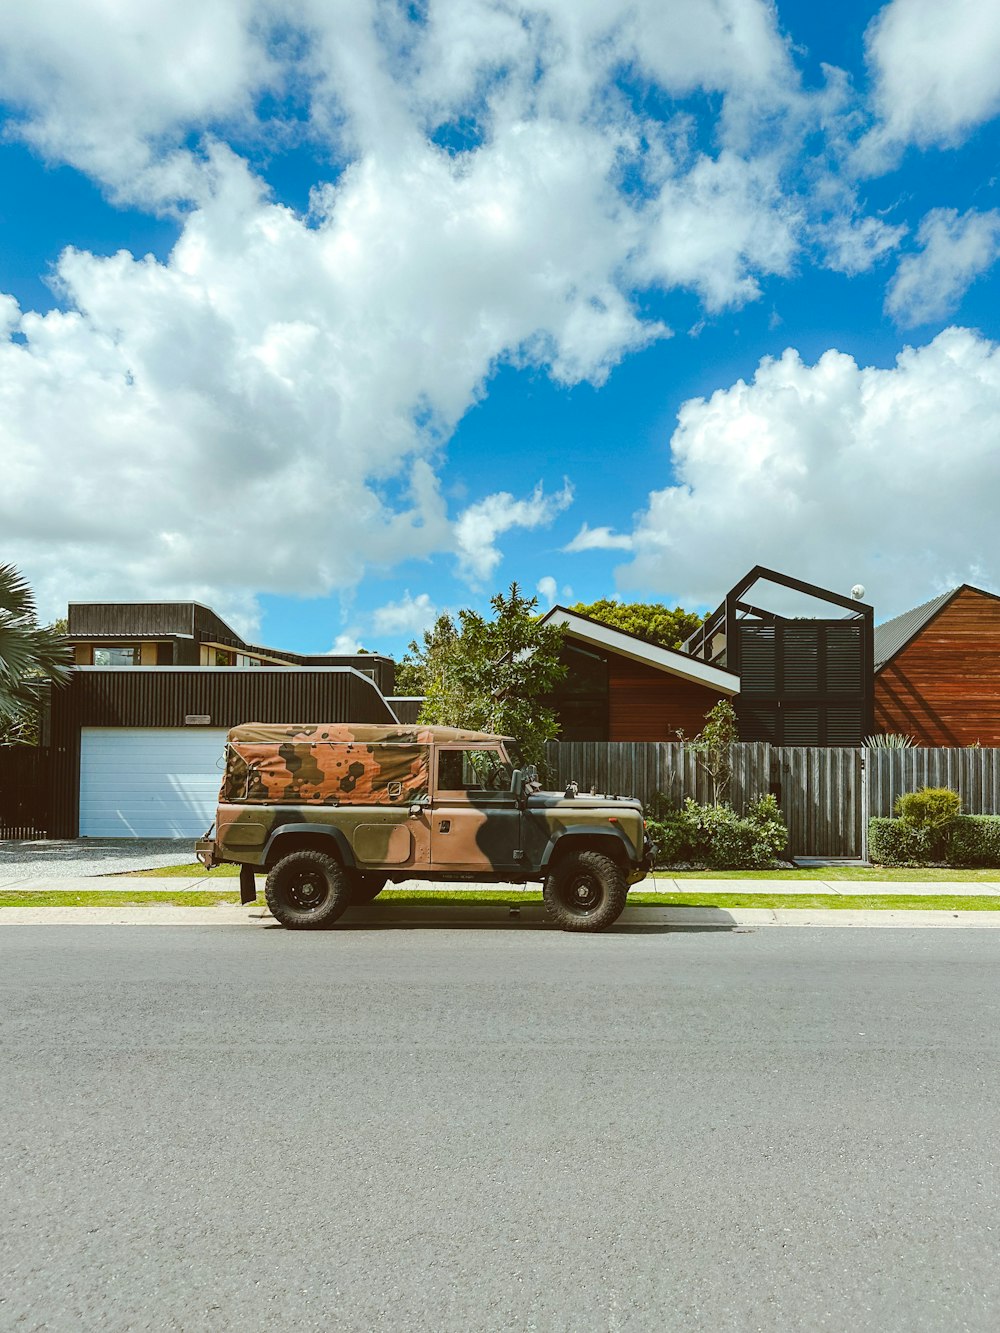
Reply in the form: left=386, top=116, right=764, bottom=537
left=874, top=589, right=958, bottom=669
left=541, top=607, right=740, bottom=694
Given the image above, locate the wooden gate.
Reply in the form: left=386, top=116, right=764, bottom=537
left=772, top=746, right=864, bottom=859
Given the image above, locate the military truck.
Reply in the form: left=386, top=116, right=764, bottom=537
left=195, top=723, right=652, bottom=932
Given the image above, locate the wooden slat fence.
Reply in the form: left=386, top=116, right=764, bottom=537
left=545, top=741, right=866, bottom=857
left=542, top=741, right=771, bottom=814
left=867, top=748, right=1000, bottom=818
left=545, top=743, right=1000, bottom=858
left=0, top=745, right=51, bottom=839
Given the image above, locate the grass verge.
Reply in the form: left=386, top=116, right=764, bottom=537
left=0, top=890, right=242, bottom=908
left=134, top=862, right=1000, bottom=883
left=3, top=889, right=1000, bottom=911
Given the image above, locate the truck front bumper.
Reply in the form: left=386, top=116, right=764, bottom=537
left=627, top=834, right=655, bottom=885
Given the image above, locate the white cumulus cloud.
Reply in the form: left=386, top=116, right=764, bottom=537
left=625, top=327, right=1000, bottom=618
left=563, top=523, right=634, bottom=553
left=371, top=591, right=438, bottom=637
left=0, top=0, right=916, bottom=617
left=454, top=482, right=573, bottom=586
left=886, top=208, right=1000, bottom=326
left=863, top=0, right=1000, bottom=158
left=536, top=575, right=557, bottom=608
left=328, top=632, right=364, bottom=655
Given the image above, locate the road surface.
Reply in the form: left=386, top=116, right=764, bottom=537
left=2, top=923, right=998, bottom=1330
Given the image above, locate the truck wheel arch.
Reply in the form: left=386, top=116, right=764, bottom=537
left=540, top=827, right=632, bottom=871
left=262, top=824, right=357, bottom=871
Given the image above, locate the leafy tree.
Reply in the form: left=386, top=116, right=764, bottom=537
left=688, top=698, right=739, bottom=805
left=570, top=598, right=703, bottom=649
left=0, top=565, right=72, bottom=744
left=401, top=584, right=566, bottom=766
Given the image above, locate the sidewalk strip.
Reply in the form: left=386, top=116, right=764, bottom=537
left=4, top=904, right=1000, bottom=928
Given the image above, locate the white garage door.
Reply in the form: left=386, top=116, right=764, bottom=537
left=79, top=727, right=229, bottom=837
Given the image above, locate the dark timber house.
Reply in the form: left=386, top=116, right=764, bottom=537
left=874, top=585, right=1000, bottom=746
left=539, top=607, right=739, bottom=741
left=46, top=602, right=401, bottom=838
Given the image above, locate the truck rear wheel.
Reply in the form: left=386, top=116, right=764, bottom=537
left=265, top=850, right=350, bottom=930
left=543, top=850, right=627, bottom=933
left=347, top=872, right=388, bottom=904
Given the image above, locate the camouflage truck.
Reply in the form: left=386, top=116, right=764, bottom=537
left=195, top=722, right=652, bottom=932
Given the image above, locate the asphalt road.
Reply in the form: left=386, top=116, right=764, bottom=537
left=2, top=925, right=999, bottom=1332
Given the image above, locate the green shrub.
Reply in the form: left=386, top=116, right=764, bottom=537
left=893, top=786, right=962, bottom=859
left=894, top=786, right=962, bottom=827
left=644, top=808, right=696, bottom=865
left=645, top=794, right=787, bottom=869
left=868, top=817, right=936, bottom=866
left=947, top=816, right=1000, bottom=868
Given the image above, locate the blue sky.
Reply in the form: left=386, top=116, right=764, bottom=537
left=1, top=0, right=999, bottom=658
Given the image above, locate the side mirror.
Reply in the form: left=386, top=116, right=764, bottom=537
left=510, top=769, right=524, bottom=800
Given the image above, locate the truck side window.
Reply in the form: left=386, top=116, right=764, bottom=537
left=438, top=748, right=511, bottom=792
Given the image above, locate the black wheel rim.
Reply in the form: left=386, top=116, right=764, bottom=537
left=563, top=872, right=603, bottom=915
left=286, top=870, right=330, bottom=912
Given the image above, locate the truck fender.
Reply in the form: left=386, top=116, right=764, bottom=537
left=538, top=824, right=635, bottom=870
left=261, top=823, right=357, bottom=870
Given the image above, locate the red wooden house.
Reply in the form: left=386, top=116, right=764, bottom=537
left=874, top=585, right=1000, bottom=746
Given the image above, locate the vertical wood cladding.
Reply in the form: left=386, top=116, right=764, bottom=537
left=48, top=669, right=396, bottom=837
left=607, top=658, right=725, bottom=741
left=875, top=588, right=1000, bottom=745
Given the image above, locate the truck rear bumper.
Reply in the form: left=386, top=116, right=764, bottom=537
left=195, top=837, right=219, bottom=869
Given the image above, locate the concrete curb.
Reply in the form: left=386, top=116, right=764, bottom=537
left=4, top=903, right=1000, bottom=928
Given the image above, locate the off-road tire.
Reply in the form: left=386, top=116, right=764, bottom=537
left=346, top=872, right=388, bottom=905
left=264, top=849, right=350, bottom=930
left=543, top=850, right=628, bottom=933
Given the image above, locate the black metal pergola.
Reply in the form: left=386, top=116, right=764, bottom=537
left=685, top=566, right=875, bottom=746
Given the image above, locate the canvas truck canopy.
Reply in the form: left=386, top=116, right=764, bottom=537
left=220, top=723, right=515, bottom=806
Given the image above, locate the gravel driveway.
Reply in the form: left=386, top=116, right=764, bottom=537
left=0, top=838, right=195, bottom=877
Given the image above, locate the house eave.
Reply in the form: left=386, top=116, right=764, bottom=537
left=543, top=608, right=740, bottom=695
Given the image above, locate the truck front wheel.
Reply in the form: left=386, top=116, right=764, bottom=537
left=265, top=850, right=350, bottom=930
left=543, top=850, right=627, bottom=932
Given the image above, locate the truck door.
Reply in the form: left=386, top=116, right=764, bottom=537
left=431, top=745, right=522, bottom=873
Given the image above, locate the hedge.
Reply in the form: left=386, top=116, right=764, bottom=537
left=869, top=814, right=1000, bottom=867
left=948, top=816, right=1000, bottom=868
left=645, top=795, right=788, bottom=870
left=868, top=818, right=936, bottom=867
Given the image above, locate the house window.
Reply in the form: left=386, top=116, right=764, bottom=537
left=235, top=654, right=262, bottom=668
left=92, top=646, right=139, bottom=665
left=215, top=649, right=235, bottom=666
left=547, top=642, right=609, bottom=741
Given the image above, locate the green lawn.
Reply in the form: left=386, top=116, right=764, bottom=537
left=0, top=890, right=242, bottom=908
left=3, top=887, right=1000, bottom=912
left=652, top=867, right=1000, bottom=882
left=136, top=861, right=1000, bottom=883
